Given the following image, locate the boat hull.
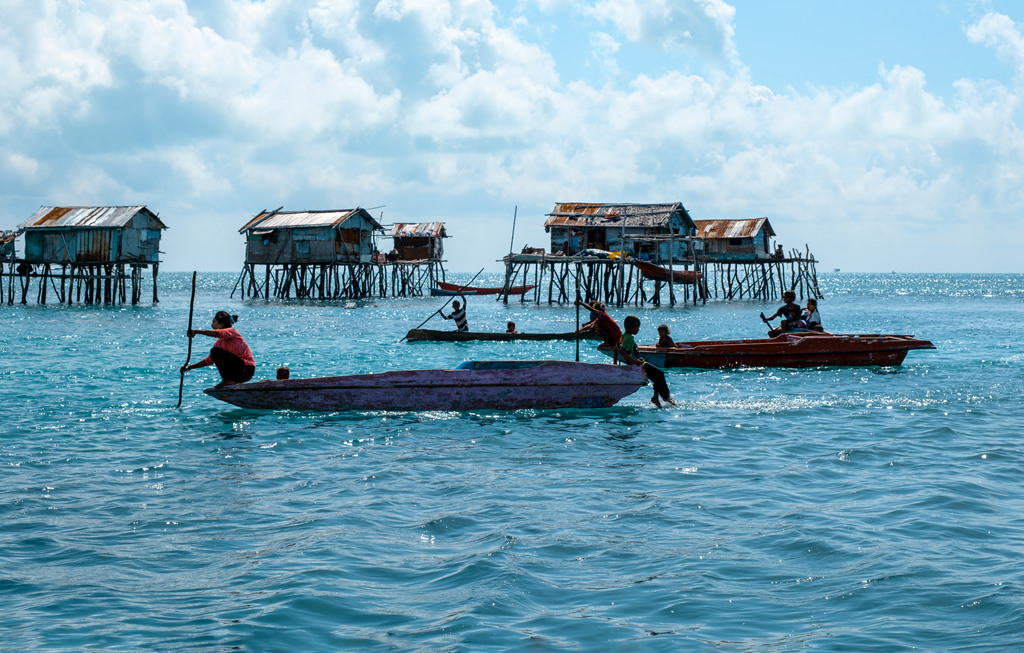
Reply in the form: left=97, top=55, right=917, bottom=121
left=435, top=281, right=537, bottom=296
left=600, top=333, right=936, bottom=369
left=404, top=328, right=601, bottom=342
left=204, top=360, right=648, bottom=411
left=631, top=260, right=702, bottom=284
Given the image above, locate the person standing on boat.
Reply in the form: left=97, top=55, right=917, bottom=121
left=765, top=290, right=802, bottom=337
left=616, top=315, right=675, bottom=408
left=180, top=311, right=256, bottom=388
left=574, top=299, right=621, bottom=347
left=439, top=295, right=469, bottom=332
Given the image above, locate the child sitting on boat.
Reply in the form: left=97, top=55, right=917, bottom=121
left=616, top=315, right=676, bottom=408
left=506, top=321, right=518, bottom=334
left=802, top=298, right=823, bottom=331
left=656, top=324, right=675, bottom=348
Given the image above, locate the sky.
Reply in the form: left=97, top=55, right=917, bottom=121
left=2, top=0, right=1024, bottom=273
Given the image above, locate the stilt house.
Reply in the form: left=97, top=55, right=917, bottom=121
left=240, top=208, right=383, bottom=264
left=694, top=218, right=776, bottom=261
left=16, top=205, right=166, bottom=264
left=544, top=202, right=699, bottom=261
left=388, top=222, right=447, bottom=261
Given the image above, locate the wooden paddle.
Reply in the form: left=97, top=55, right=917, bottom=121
left=575, top=284, right=581, bottom=362
left=401, top=267, right=485, bottom=340
left=176, top=271, right=197, bottom=408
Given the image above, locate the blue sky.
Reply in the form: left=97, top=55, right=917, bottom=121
left=2, top=0, right=1023, bottom=272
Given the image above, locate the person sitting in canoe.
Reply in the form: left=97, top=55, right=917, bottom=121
left=764, top=290, right=802, bottom=337
left=574, top=299, right=621, bottom=346
left=506, top=321, right=518, bottom=334
left=656, top=324, right=675, bottom=348
left=616, top=315, right=675, bottom=408
left=180, top=311, right=256, bottom=388
left=439, top=295, right=469, bottom=332
left=802, top=298, right=823, bottom=331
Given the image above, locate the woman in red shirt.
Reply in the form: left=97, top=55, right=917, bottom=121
left=180, top=311, right=256, bottom=387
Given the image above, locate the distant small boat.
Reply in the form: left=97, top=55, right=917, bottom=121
left=630, top=259, right=702, bottom=284
left=404, top=328, right=601, bottom=342
left=598, top=332, right=936, bottom=369
left=433, top=281, right=537, bottom=296
left=204, top=360, right=648, bottom=411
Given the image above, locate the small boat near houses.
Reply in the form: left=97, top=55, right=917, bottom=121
left=404, top=328, right=601, bottom=342
left=630, top=259, right=703, bottom=285
left=432, top=281, right=537, bottom=296
left=204, top=360, right=648, bottom=411
left=599, top=332, right=935, bottom=369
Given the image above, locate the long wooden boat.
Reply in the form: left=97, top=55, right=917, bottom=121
left=630, top=259, right=702, bottom=284
left=204, top=360, right=648, bottom=411
left=434, top=281, right=537, bottom=296
left=404, top=328, right=601, bottom=342
left=598, top=332, right=936, bottom=369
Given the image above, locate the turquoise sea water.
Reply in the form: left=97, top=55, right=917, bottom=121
left=2, top=272, right=1023, bottom=651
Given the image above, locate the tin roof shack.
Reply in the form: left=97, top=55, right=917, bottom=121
left=694, top=218, right=776, bottom=261
left=240, top=208, right=383, bottom=264
left=17, top=206, right=166, bottom=264
left=388, top=222, right=447, bottom=261
left=544, top=202, right=699, bottom=261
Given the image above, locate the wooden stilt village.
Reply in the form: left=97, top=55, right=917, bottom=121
left=0, top=201, right=820, bottom=306
left=499, top=204, right=821, bottom=307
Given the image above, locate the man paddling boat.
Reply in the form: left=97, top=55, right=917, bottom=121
left=438, top=294, right=469, bottom=332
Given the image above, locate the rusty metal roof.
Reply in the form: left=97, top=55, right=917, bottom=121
left=544, top=202, right=695, bottom=230
left=17, top=206, right=167, bottom=230
left=389, top=222, right=447, bottom=238
left=240, top=208, right=382, bottom=233
left=694, top=218, right=775, bottom=240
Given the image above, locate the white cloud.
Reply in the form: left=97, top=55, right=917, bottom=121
left=967, top=12, right=1024, bottom=80
left=6, top=153, right=40, bottom=177
left=589, top=0, right=739, bottom=68
left=4, top=2, right=1024, bottom=271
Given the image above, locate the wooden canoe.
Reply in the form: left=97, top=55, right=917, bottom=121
left=598, top=332, right=936, bottom=369
left=434, top=281, right=537, bottom=296
left=404, top=328, right=602, bottom=342
left=630, top=259, right=702, bottom=284
left=204, top=360, right=648, bottom=411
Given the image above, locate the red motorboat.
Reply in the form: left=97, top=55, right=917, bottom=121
left=435, top=281, right=537, bottom=296
left=599, top=332, right=936, bottom=369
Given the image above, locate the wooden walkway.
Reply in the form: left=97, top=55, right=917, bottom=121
left=231, top=260, right=447, bottom=300
left=2, top=261, right=159, bottom=305
left=499, top=248, right=821, bottom=306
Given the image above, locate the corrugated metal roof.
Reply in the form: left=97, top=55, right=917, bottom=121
left=694, top=218, right=774, bottom=239
left=240, top=208, right=382, bottom=233
left=544, top=202, right=695, bottom=230
left=17, top=206, right=166, bottom=230
left=389, top=222, right=447, bottom=238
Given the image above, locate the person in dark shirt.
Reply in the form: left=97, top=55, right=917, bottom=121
left=765, top=290, right=802, bottom=337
